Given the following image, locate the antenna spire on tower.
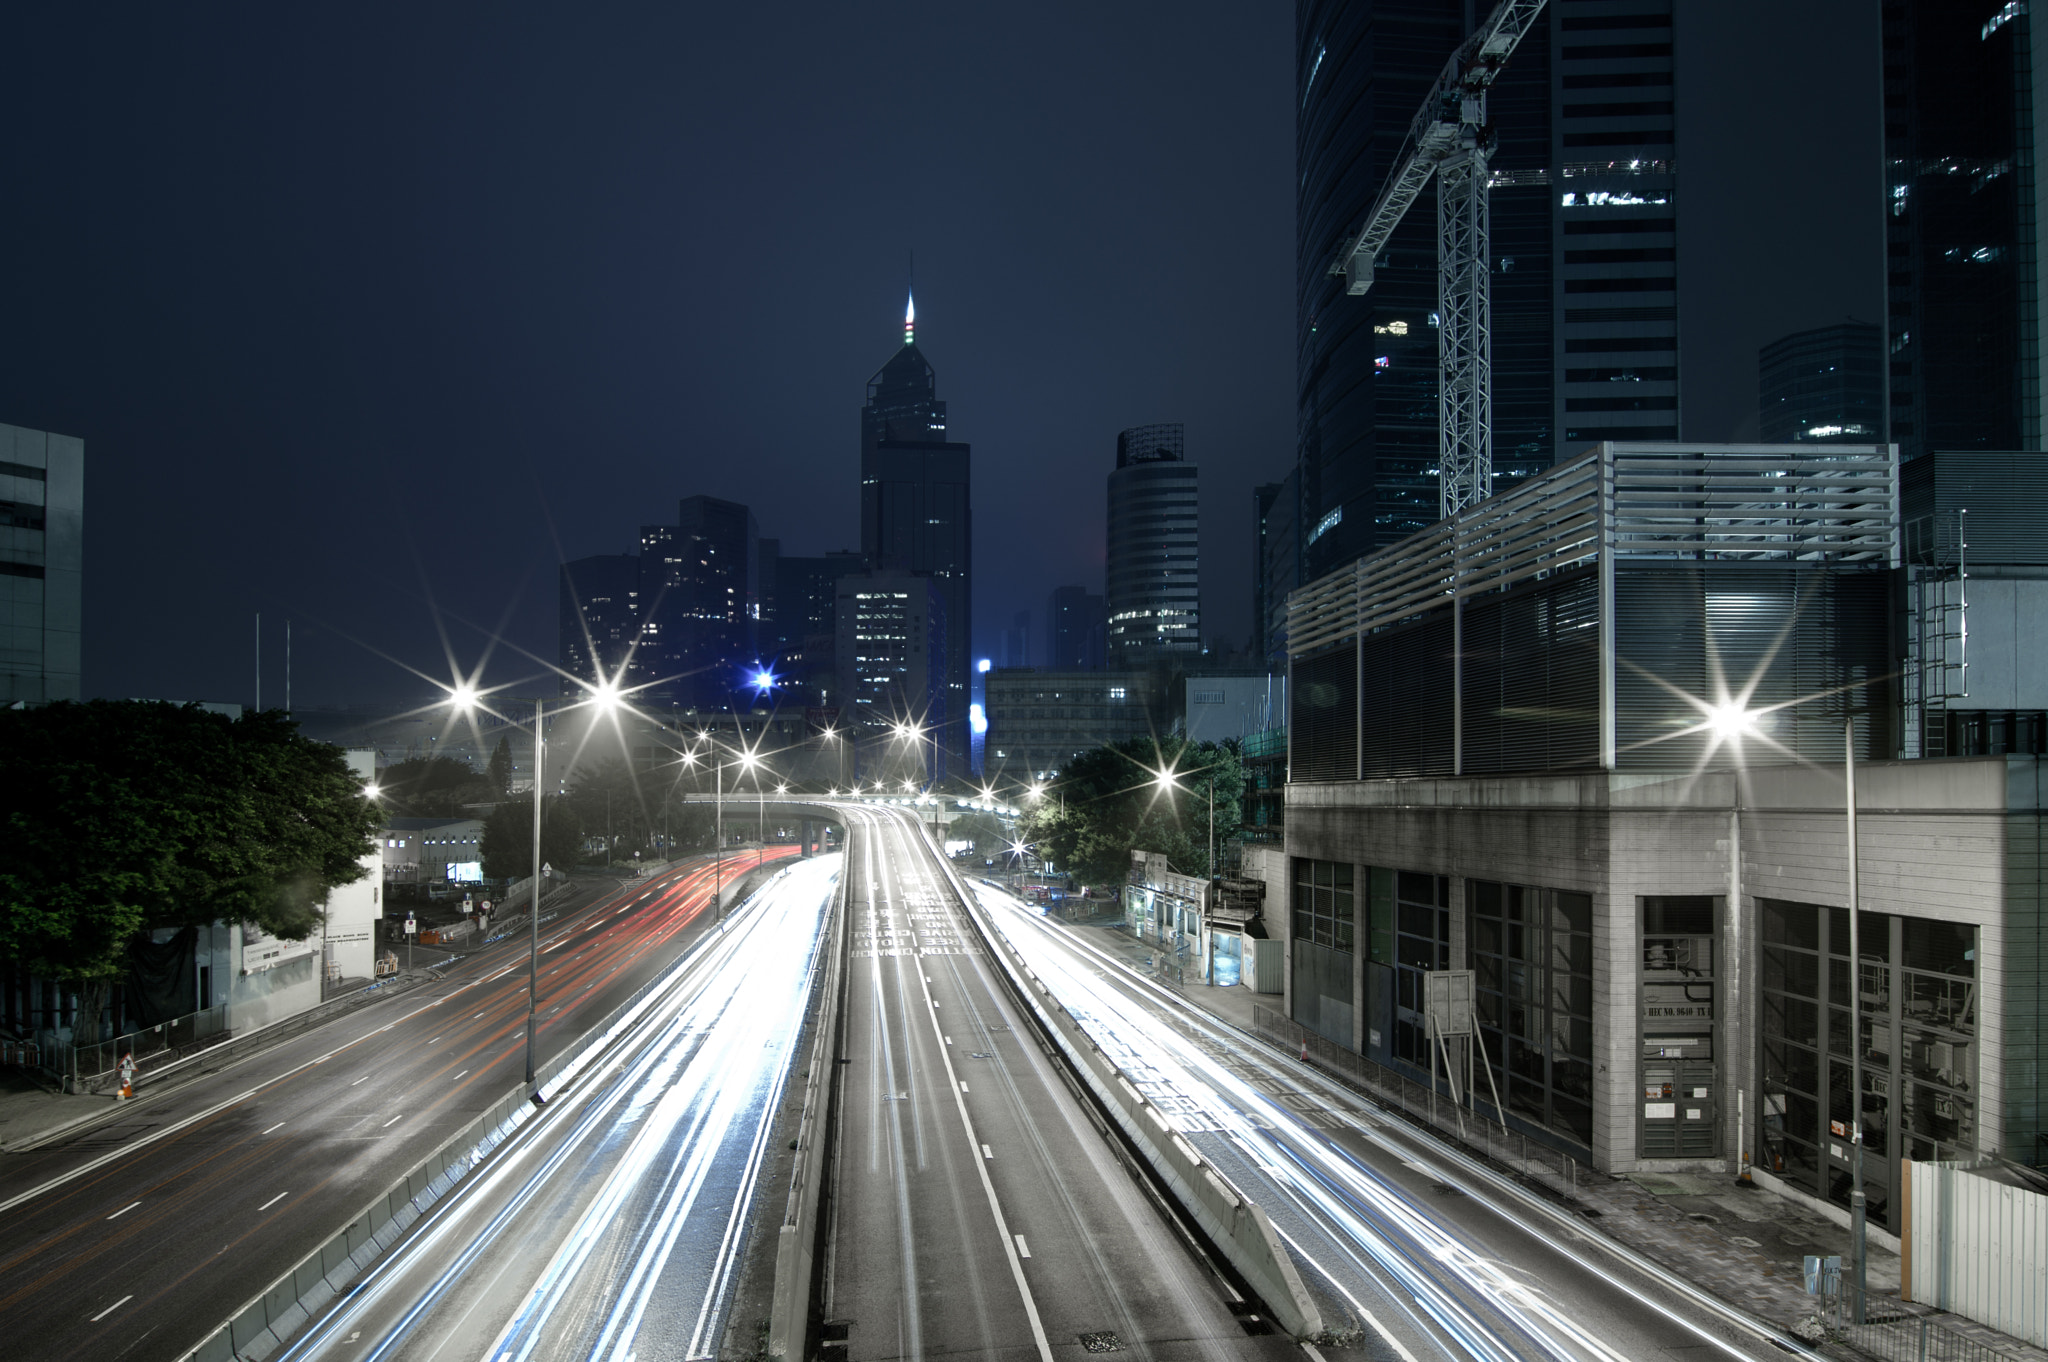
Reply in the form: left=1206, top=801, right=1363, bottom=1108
left=905, top=250, right=916, bottom=345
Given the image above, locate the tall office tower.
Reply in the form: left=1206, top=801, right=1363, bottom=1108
left=860, top=292, right=971, bottom=776
left=834, top=568, right=947, bottom=783
left=638, top=495, right=759, bottom=711
left=1294, top=1, right=1679, bottom=582
left=1759, top=322, right=1883, bottom=444
left=1253, top=475, right=1301, bottom=663
left=558, top=555, right=643, bottom=693
left=1105, top=424, right=1201, bottom=663
left=0, top=423, right=82, bottom=704
left=755, top=537, right=780, bottom=641
left=1045, top=584, right=1106, bottom=670
left=1884, top=2, right=2047, bottom=459
left=1002, top=610, right=1030, bottom=667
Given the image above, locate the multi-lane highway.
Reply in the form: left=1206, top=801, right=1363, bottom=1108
left=823, top=807, right=1296, bottom=1361
left=0, top=848, right=791, bottom=1362
left=278, top=852, right=842, bottom=1362
left=969, top=879, right=1810, bottom=1362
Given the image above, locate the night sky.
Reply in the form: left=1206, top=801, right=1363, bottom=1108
left=0, top=2, right=1878, bottom=711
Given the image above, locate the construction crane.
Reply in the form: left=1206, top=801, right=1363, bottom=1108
left=1331, top=0, right=1547, bottom=521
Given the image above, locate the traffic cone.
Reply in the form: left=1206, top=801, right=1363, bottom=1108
left=1299, top=1039, right=1309, bottom=1064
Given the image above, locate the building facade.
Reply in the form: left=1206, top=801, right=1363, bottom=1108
left=1759, top=322, right=1883, bottom=444
left=861, top=295, right=972, bottom=778
left=558, top=554, right=643, bottom=693
left=1279, top=440, right=2047, bottom=1226
left=1105, top=424, right=1200, bottom=664
left=1883, top=0, right=2048, bottom=459
left=1293, top=0, right=1680, bottom=584
left=0, top=422, right=82, bottom=705
left=1045, top=585, right=1106, bottom=671
left=835, top=568, right=946, bottom=785
left=983, top=668, right=1165, bottom=784
left=639, top=495, right=759, bottom=711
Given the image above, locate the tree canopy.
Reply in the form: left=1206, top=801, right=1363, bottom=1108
left=376, top=754, right=497, bottom=817
left=1019, top=736, right=1242, bottom=887
left=0, top=701, right=382, bottom=992
left=479, top=798, right=585, bottom=881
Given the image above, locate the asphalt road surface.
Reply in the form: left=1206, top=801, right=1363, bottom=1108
left=823, top=806, right=1297, bottom=1362
left=275, top=853, right=841, bottom=1362
left=970, top=880, right=1815, bottom=1362
left=0, top=848, right=793, bottom=1362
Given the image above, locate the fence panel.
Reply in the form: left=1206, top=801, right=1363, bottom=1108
left=1909, top=1161, right=2048, bottom=1348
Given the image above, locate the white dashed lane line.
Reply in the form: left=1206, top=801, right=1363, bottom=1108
left=106, top=1201, right=140, bottom=1220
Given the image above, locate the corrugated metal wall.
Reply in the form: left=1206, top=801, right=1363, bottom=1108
left=1906, top=1160, right=2048, bottom=1347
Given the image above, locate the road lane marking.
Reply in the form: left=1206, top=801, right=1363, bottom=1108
left=90, top=1295, right=133, bottom=1322
left=1014, top=1234, right=1031, bottom=1258
left=382, top=1114, right=404, bottom=1128
left=262, top=1122, right=285, bottom=1134
left=428, top=1036, right=440, bottom=1044
left=960, top=1081, right=970, bottom=1092
left=106, top=1201, right=141, bottom=1220
left=982, top=1144, right=993, bottom=1159
left=258, top=1191, right=289, bottom=1211
left=350, top=1075, right=368, bottom=1086
left=946, top=1036, right=953, bottom=1044
left=452, top=1070, right=468, bottom=1080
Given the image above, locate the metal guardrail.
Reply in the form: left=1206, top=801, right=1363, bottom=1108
left=48, top=1004, right=233, bottom=1092
left=1818, top=1286, right=2031, bottom=1362
left=0, top=1039, right=40, bottom=1069
left=1251, top=1004, right=1585, bottom=1200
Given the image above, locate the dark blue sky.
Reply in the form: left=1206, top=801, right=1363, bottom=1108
left=0, top=2, right=1877, bottom=710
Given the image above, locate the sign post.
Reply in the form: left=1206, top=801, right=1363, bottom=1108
left=404, top=911, right=417, bottom=971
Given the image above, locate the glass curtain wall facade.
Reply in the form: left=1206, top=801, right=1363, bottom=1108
left=1759, top=899, right=1978, bottom=1231
left=1758, top=322, right=1884, bottom=444
left=1469, top=880, right=1596, bottom=1148
left=1105, top=425, right=1201, bottom=662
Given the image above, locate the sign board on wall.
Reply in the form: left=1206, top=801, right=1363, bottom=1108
left=241, top=923, right=319, bottom=974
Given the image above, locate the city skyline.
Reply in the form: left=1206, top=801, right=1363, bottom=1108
left=0, top=2, right=1881, bottom=711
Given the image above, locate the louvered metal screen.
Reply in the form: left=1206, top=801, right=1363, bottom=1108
left=1291, top=647, right=1357, bottom=783
left=1360, top=614, right=1456, bottom=777
left=1461, top=568, right=1603, bottom=775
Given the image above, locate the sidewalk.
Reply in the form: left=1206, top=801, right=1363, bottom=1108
left=1058, top=916, right=2048, bottom=1362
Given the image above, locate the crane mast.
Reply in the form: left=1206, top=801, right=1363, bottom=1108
left=1331, top=0, right=1548, bottom=521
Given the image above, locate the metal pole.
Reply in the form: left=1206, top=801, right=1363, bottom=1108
left=1846, top=716, right=1868, bottom=1322
left=527, top=698, right=543, bottom=1091
left=254, top=613, right=261, bottom=712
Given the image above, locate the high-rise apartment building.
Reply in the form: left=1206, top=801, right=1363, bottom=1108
left=0, top=423, right=82, bottom=704
left=1759, top=322, right=1883, bottom=444
left=558, top=554, right=642, bottom=693
left=1883, top=1, right=2048, bottom=459
left=1045, top=585, right=1106, bottom=670
left=1105, top=424, right=1200, bottom=663
left=861, top=293, right=970, bottom=775
left=638, top=494, right=759, bottom=712
left=1293, top=0, right=1679, bottom=583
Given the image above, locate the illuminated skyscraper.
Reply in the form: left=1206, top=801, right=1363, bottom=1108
left=860, top=291, right=971, bottom=777
left=1105, top=423, right=1200, bottom=663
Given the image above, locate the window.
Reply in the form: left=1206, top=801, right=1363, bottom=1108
left=1291, top=859, right=1353, bottom=951
left=1469, top=881, right=1595, bottom=1146
left=1758, top=900, right=1976, bottom=1231
left=1390, top=872, right=1450, bottom=1068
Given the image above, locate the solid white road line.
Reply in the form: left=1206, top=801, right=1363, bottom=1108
left=106, top=1201, right=140, bottom=1220
left=258, top=1191, right=289, bottom=1211
left=89, top=1295, right=133, bottom=1323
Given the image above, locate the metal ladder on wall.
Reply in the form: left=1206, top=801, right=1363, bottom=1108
left=1906, top=508, right=1968, bottom=757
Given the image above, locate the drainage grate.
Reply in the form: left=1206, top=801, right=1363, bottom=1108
left=1077, top=1331, right=1124, bottom=1353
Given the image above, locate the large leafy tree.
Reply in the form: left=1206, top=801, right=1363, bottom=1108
left=479, top=798, right=585, bottom=881
left=1020, top=736, right=1243, bottom=887
left=0, top=701, right=382, bottom=1044
left=376, top=754, right=496, bottom=817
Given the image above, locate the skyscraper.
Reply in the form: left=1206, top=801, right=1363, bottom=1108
left=1045, top=584, right=1106, bottom=670
left=1253, top=475, right=1300, bottom=663
left=0, top=422, right=82, bottom=704
left=834, top=568, right=946, bottom=783
left=1758, top=322, right=1883, bottom=444
left=861, top=291, right=971, bottom=776
left=1293, top=1, right=1680, bottom=583
left=1883, top=1, right=2047, bottom=459
left=558, top=554, right=642, bottom=693
left=638, top=495, right=759, bottom=712
left=1105, top=423, right=1200, bottom=663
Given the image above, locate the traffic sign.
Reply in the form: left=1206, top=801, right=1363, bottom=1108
left=403, top=913, right=417, bottom=937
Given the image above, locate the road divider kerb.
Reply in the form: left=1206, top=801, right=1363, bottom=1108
left=916, top=821, right=1324, bottom=1340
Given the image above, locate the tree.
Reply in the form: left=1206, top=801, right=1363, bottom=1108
left=376, top=755, right=495, bottom=817
left=947, top=809, right=1012, bottom=857
left=1020, top=736, right=1242, bottom=887
left=0, top=701, right=381, bottom=1045
left=479, top=798, right=584, bottom=881
left=487, top=735, right=513, bottom=795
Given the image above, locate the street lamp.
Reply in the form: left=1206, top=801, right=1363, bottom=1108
left=447, top=679, right=620, bottom=1098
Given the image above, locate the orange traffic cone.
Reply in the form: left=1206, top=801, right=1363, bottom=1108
left=117, top=1053, right=135, bottom=1101
left=1299, top=1039, right=1309, bottom=1063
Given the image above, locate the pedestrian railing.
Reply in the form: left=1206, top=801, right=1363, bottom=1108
left=50, top=1002, right=234, bottom=1092
left=1815, top=1284, right=2030, bottom=1362
left=0, top=1038, right=40, bottom=1069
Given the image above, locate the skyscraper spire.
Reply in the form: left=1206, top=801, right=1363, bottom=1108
left=904, top=287, right=916, bottom=346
